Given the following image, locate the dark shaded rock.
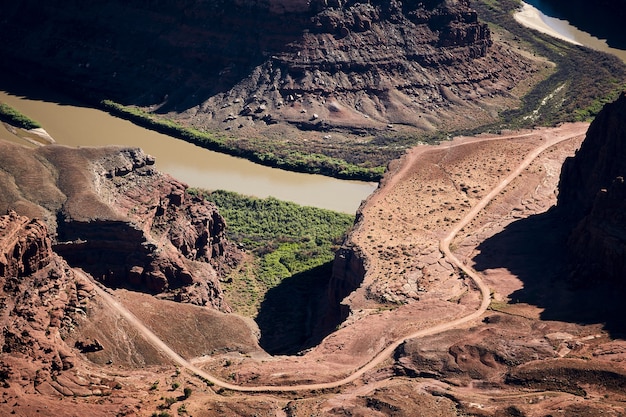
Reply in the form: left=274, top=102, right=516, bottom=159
left=74, top=339, right=104, bottom=353
left=557, top=92, right=626, bottom=288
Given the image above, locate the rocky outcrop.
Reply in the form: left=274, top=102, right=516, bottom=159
left=0, top=211, right=52, bottom=278
left=0, top=211, right=94, bottom=394
left=325, top=244, right=368, bottom=319
left=557, top=92, right=626, bottom=287
left=0, top=139, right=239, bottom=310
left=0, top=0, right=535, bottom=145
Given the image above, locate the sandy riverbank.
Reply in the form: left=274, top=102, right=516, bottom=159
left=514, top=2, right=582, bottom=46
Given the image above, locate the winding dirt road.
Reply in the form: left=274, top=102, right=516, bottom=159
left=77, top=123, right=588, bottom=392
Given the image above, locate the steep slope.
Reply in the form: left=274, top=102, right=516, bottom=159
left=0, top=211, right=95, bottom=396
left=0, top=139, right=239, bottom=309
left=0, top=0, right=540, bottom=173
left=557, top=92, right=626, bottom=287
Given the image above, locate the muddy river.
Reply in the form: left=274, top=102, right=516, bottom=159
left=0, top=87, right=377, bottom=214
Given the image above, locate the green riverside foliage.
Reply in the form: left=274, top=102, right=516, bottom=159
left=475, top=0, right=626, bottom=128
left=0, top=102, right=41, bottom=130
left=204, top=189, right=354, bottom=285
left=193, top=189, right=354, bottom=314
left=100, top=100, right=383, bottom=181
left=101, top=2, right=626, bottom=180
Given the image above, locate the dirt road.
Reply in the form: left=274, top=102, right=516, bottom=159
left=76, top=122, right=588, bottom=392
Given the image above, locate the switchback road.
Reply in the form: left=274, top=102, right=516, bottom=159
left=76, top=123, right=588, bottom=392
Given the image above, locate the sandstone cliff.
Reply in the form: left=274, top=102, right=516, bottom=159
left=557, top=92, right=626, bottom=287
left=0, top=139, right=238, bottom=310
left=0, top=0, right=537, bottom=169
left=0, top=211, right=93, bottom=395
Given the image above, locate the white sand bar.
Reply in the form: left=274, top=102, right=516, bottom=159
left=514, top=2, right=582, bottom=46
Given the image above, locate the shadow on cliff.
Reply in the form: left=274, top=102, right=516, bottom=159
left=0, top=74, right=96, bottom=110
left=0, top=1, right=311, bottom=113
left=255, top=262, right=346, bottom=356
left=472, top=208, right=626, bottom=338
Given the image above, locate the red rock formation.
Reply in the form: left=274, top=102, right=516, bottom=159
left=0, top=211, right=51, bottom=278
left=0, top=211, right=95, bottom=394
left=0, top=140, right=239, bottom=311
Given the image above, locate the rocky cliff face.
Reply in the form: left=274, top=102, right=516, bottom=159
left=0, top=0, right=535, bottom=145
left=0, top=139, right=238, bottom=310
left=557, top=92, right=626, bottom=287
left=0, top=211, right=93, bottom=394
left=0, top=211, right=51, bottom=278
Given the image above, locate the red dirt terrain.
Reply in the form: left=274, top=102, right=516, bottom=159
left=2, top=119, right=626, bottom=416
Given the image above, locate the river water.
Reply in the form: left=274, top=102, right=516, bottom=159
left=2, top=3, right=623, bottom=215
left=0, top=88, right=377, bottom=214
left=516, top=1, right=626, bottom=63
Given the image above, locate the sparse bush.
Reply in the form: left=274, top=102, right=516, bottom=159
left=0, top=102, right=41, bottom=129
left=183, top=387, right=192, bottom=399
left=164, top=397, right=177, bottom=407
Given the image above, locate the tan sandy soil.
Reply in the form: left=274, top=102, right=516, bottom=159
left=196, top=122, right=594, bottom=385
left=514, top=2, right=583, bottom=46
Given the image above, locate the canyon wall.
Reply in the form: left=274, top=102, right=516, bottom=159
left=0, top=211, right=92, bottom=394
left=557, top=92, right=626, bottom=287
left=0, top=140, right=239, bottom=310
left=0, top=0, right=535, bottom=139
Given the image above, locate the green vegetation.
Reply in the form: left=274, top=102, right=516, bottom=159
left=101, top=0, right=626, bottom=181
left=0, top=102, right=41, bottom=130
left=192, top=189, right=354, bottom=315
left=161, top=397, right=177, bottom=408
left=475, top=0, right=626, bottom=128
left=101, top=100, right=383, bottom=181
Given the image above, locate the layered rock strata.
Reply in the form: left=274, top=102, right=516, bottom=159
left=557, top=92, right=626, bottom=287
left=0, top=0, right=536, bottom=141
left=0, top=211, right=93, bottom=394
left=0, top=140, right=237, bottom=310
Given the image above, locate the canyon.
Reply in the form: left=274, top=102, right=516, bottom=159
left=2, top=111, right=626, bottom=415
left=0, top=0, right=543, bottom=176
left=1, top=0, right=626, bottom=416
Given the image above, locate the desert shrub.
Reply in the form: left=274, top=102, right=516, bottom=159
left=195, top=189, right=354, bottom=314
left=0, top=102, right=41, bottom=129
